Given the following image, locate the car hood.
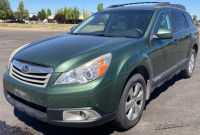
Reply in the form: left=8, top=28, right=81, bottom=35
left=14, top=34, right=137, bottom=72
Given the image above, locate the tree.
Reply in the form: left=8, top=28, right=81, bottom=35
left=57, top=8, right=64, bottom=15
left=66, top=7, right=70, bottom=23
left=54, top=14, right=66, bottom=23
left=38, top=9, right=46, bottom=20
left=46, top=8, right=51, bottom=18
left=9, top=14, right=15, bottom=20
left=29, top=15, right=39, bottom=22
left=24, top=9, right=29, bottom=20
left=83, top=8, right=89, bottom=21
left=0, top=0, right=13, bottom=22
left=0, top=10, right=7, bottom=21
left=13, top=1, right=29, bottom=20
left=68, top=7, right=74, bottom=22
left=97, top=3, right=103, bottom=11
left=73, top=6, right=80, bottom=24
left=63, top=6, right=68, bottom=16
left=18, top=1, right=24, bottom=19
left=193, top=15, right=197, bottom=21
left=13, top=11, right=19, bottom=20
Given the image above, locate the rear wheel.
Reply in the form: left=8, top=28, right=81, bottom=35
left=180, top=49, right=196, bottom=78
left=112, top=74, right=146, bottom=129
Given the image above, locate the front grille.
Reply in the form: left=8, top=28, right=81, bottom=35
left=10, top=60, right=53, bottom=88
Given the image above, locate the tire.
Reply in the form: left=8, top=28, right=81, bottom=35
left=112, top=74, right=146, bottom=130
left=180, top=49, right=196, bottom=78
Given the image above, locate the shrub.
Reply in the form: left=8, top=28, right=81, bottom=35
left=29, top=15, right=39, bottom=22
left=54, top=14, right=66, bottom=24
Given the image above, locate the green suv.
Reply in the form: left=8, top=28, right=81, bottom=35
left=3, top=2, right=199, bottom=129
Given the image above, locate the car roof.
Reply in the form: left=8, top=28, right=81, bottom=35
left=103, top=5, right=156, bottom=11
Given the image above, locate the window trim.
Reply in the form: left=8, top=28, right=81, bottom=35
left=170, top=9, right=195, bottom=34
left=182, top=12, right=189, bottom=29
left=171, top=10, right=188, bottom=33
left=169, top=10, right=176, bottom=33
left=151, top=10, right=174, bottom=35
left=183, top=12, right=195, bottom=28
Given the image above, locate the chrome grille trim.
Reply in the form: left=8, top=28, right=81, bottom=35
left=12, top=59, right=53, bottom=74
left=10, top=60, right=53, bottom=88
left=12, top=67, right=51, bottom=79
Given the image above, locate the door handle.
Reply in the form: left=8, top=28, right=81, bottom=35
left=174, top=39, right=178, bottom=45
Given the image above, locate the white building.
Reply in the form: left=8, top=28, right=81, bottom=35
left=79, top=14, right=83, bottom=20
left=47, top=14, right=56, bottom=23
left=78, top=14, right=93, bottom=20
left=29, top=13, right=38, bottom=18
left=190, top=14, right=193, bottom=20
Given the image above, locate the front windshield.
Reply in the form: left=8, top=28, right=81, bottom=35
left=71, top=10, right=154, bottom=38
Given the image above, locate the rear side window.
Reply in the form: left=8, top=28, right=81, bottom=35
left=171, top=10, right=186, bottom=32
left=184, top=12, right=194, bottom=28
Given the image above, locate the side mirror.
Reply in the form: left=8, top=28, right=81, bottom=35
left=156, top=28, right=173, bottom=39
left=71, top=26, right=76, bottom=31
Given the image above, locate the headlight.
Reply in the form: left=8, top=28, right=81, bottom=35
left=7, top=43, right=29, bottom=73
left=55, top=53, right=112, bottom=85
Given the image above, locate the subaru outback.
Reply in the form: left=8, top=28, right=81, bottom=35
left=3, top=2, right=199, bottom=129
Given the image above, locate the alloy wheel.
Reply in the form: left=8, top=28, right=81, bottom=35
left=189, top=53, right=195, bottom=73
left=125, top=83, right=144, bottom=121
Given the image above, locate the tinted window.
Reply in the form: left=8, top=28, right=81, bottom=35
left=171, top=10, right=186, bottom=32
left=154, top=10, right=173, bottom=34
left=72, top=10, right=154, bottom=38
left=182, top=13, right=189, bottom=28
left=184, top=12, right=194, bottom=28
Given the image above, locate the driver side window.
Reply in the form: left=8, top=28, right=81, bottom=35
left=154, top=11, right=173, bottom=34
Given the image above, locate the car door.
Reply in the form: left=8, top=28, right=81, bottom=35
left=171, top=10, right=191, bottom=67
left=150, top=10, right=179, bottom=84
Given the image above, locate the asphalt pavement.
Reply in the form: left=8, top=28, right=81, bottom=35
left=0, top=28, right=200, bottom=135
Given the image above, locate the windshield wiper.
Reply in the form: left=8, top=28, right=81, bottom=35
left=70, top=33, right=127, bottom=38
left=70, top=33, right=82, bottom=35
left=93, top=34, right=125, bottom=38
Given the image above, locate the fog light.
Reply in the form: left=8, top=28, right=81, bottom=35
left=63, top=110, right=101, bottom=121
left=80, top=111, right=86, bottom=118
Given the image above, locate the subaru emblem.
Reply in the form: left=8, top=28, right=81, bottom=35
left=21, top=66, right=29, bottom=73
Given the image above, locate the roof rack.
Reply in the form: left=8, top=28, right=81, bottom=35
left=170, top=4, right=186, bottom=10
left=106, top=2, right=159, bottom=8
left=106, top=2, right=186, bottom=10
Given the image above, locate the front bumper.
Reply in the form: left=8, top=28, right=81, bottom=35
left=4, top=89, right=116, bottom=127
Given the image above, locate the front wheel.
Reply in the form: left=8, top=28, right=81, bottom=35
left=180, top=49, right=196, bottom=78
left=112, top=74, right=146, bottom=129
